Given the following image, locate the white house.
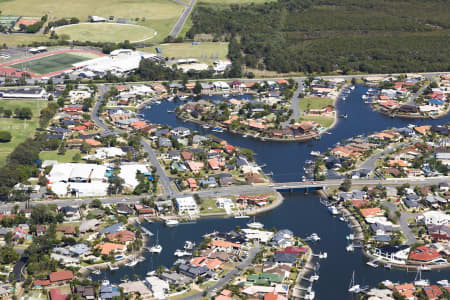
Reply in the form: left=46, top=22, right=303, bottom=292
left=421, top=211, right=450, bottom=226
left=176, top=196, right=199, bottom=215
left=216, top=198, right=235, bottom=209
left=145, top=276, right=169, bottom=300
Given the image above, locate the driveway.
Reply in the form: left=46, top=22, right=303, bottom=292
left=383, top=201, right=418, bottom=245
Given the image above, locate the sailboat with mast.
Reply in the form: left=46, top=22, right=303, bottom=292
left=348, top=271, right=368, bottom=293
left=149, top=231, right=162, bottom=254
left=413, top=269, right=430, bottom=287
left=247, top=216, right=264, bottom=229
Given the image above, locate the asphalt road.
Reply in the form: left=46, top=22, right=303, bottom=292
left=382, top=201, right=418, bottom=245
left=169, top=0, right=197, bottom=38
left=359, top=141, right=413, bottom=172
left=181, top=245, right=261, bottom=300
left=282, top=79, right=304, bottom=126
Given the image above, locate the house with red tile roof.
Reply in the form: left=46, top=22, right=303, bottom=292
left=97, top=242, right=126, bottom=255
left=84, top=139, right=102, bottom=146
left=360, top=207, right=383, bottom=218
left=392, top=283, right=416, bottom=300
left=423, top=285, right=443, bottom=300
left=49, top=289, right=68, bottom=300
left=408, top=245, right=442, bottom=264
left=208, top=158, right=221, bottom=170
left=107, top=230, right=136, bottom=243
left=264, top=292, right=288, bottom=300
left=49, top=270, right=74, bottom=284
left=184, top=178, right=197, bottom=191
left=186, top=161, right=204, bottom=173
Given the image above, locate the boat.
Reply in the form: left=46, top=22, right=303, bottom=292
left=174, top=249, right=192, bottom=257
left=366, top=260, right=379, bottom=268
left=350, top=86, right=355, bottom=90
left=328, top=206, right=339, bottom=215
left=202, top=124, right=210, bottom=129
left=165, top=219, right=179, bottom=226
left=304, top=291, right=315, bottom=299
left=167, top=110, right=174, bottom=113
left=212, top=127, right=224, bottom=133
left=414, top=270, right=430, bottom=287
left=340, top=114, right=348, bottom=119
left=346, top=234, right=355, bottom=240
left=305, top=233, right=321, bottom=242
left=234, top=214, right=250, bottom=219
left=149, top=231, right=163, bottom=254
left=109, top=263, right=119, bottom=271
left=362, top=95, right=368, bottom=100
left=242, top=134, right=248, bottom=138
left=147, top=270, right=156, bottom=276
left=154, top=100, right=161, bottom=104
left=310, top=151, right=321, bottom=157
left=89, top=268, right=101, bottom=275
left=178, top=95, right=189, bottom=100
left=184, top=241, right=196, bottom=250
left=339, top=216, right=346, bottom=222
left=310, top=274, right=319, bottom=281
left=318, top=252, right=327, bottom=259
left=346, top=245, right=354, bottom=252
left=348, top=271, right=367, bottom=293
left=247, top=216, right=264, bottom=229
left=437, top=279, right=449, bottom=287
left=384, top=264, right=392, bottom=269
left=125, top=258, right=139, bottom=267
left=381, top=280, right=395, bottom=287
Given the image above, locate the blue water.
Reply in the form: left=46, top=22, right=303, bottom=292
left=95, top=86, right=450, bottom=298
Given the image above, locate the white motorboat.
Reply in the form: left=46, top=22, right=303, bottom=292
left=366, top=261, right=379, bottom=268
left=339, top=216, right=346, bottom=222
left=381, top=280, right=394, bottom=287
left=247, top=216, right=264, bottom=229
left=310, top=151, right=321, bottom=157
left=310, top=274, right=319, bottom=281
left=174, top=249, right=192, bottom=257
left=147, top=270, right=156, bottom=276
left=108, top=263, right=119, bottom=271
left=304, top=291, right=315, bottom=299
left=318, top=252, right=327, bottom=259
left=414, top=270, right=430, bottom=287
left=346, top=234, right=355, bottom=240
left=384, top=264, right=392, bottom=269
left=346, top=245, right=354, bottom=252
left=328, top=206, right=339, bottom=215
left=90, top=268, right=101, bottom=275
left=125, top=259, right=139, bottom=267
left=305, top=233, right=321, bottom=242
left=165, top=219, right=179, bottom=226
left=437, top=279, right=449, bottom=287
left=202, top=124, right=210, bottom=129
left=184, top=241, right=195, bottom=250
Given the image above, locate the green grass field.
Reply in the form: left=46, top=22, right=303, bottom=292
left=9, top=52, right=99, bottom=75
left=55, top=23, right=156, bottom=43
left=40, top=149, right=82, bottom=163
left=0, top=99, right=45, bottom=116
left=2, top=0, right=184, bottom=45
left=0, top=100, right=46, bottom=165
left=143, top=42, right=228, bottom=64
left=298, top=97, right=334, bottom=112
left=299, top=115, right=334, bottom=128
left=0, top=118, right=38, bottom=164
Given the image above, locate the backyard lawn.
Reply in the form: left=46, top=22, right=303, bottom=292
left=39, top=149, right=83, bottom=163
left=299, top=115, right=335, bottom=128
left=298, top=97, right=334, bottom=112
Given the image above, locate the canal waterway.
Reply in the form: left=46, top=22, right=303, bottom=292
left=94, top=85, right=450, bottom=299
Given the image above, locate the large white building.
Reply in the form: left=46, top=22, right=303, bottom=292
left=0, top=87, right=47, bottom=99
left=72, top=49, right=163, bottom=77
left=145, top=276, right=169, bottom=300
left=421, top=211, right=450, bottom=226
left=48, top=163, right=107, bottom=183
left=176, top=196, right=199, bottom=215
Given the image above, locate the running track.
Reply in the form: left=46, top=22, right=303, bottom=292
left=0, top=49, right=105, bottom=78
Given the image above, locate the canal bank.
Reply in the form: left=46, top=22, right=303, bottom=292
left=119, top=84, right=450, bottom=299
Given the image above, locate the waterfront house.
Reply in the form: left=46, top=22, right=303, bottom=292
left=408, top=245, right=444, bottom=265
left=373, top=245, right=410, bottom=264
left=176, top=196, right=199, bottom=215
